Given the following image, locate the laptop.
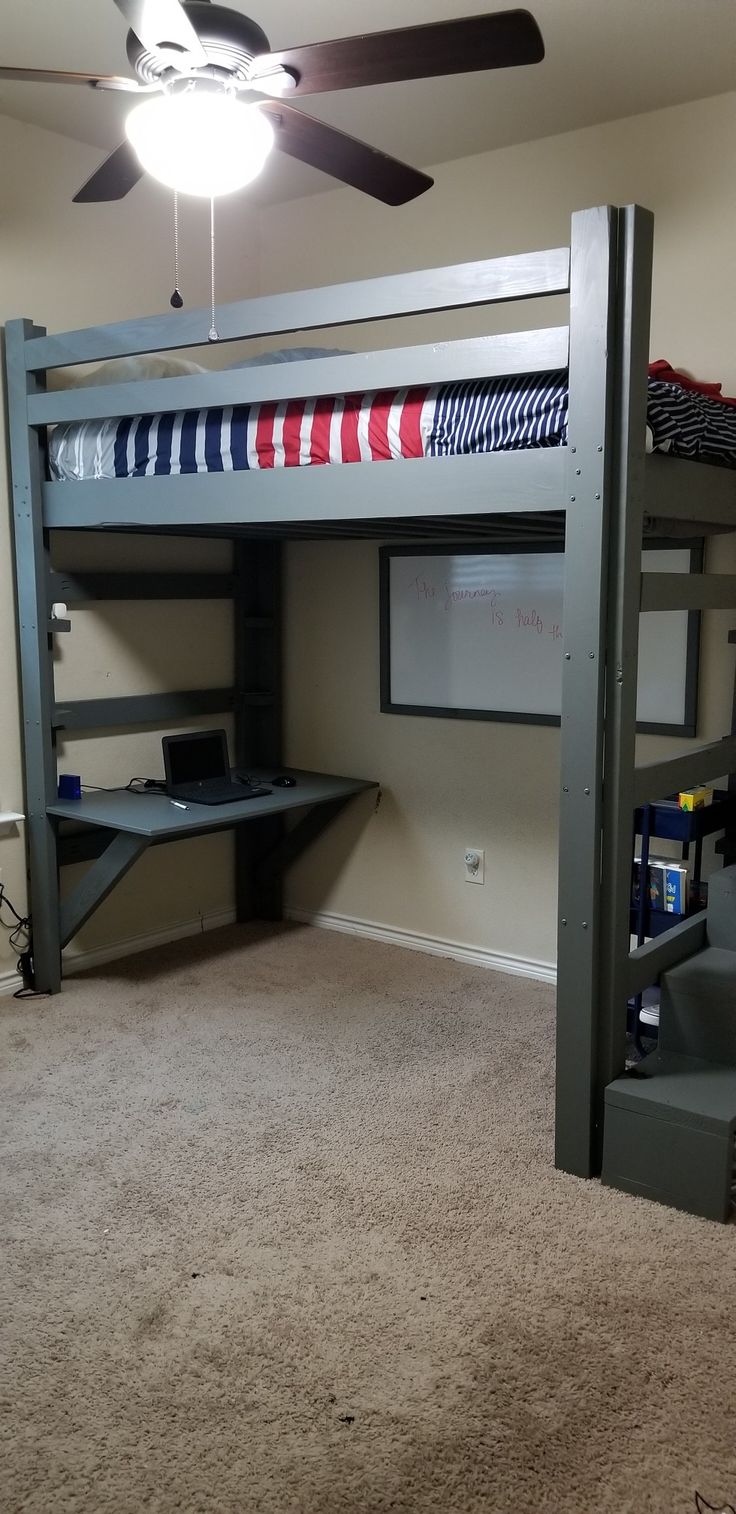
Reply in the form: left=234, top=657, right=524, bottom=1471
left=162, top=729, right=271, bottom=806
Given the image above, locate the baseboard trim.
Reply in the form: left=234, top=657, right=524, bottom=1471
left=0, top=967, right=21, bottom=999
left=285, top=906, right=557, bottom=986
left=63, top=908, right=238, bottom=977
left=0, top=909, right=237, bottom=997
left=0, top=906, right=556, bottom=996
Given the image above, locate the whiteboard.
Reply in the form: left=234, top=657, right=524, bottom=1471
left=381, top=544, right=700, bottom=734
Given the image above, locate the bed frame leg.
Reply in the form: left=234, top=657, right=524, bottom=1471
left=5, top=319, right=62, bottom=994
left=555, top=208, right=619, bottom=1177
left=233, top=538, right=283, bottom=923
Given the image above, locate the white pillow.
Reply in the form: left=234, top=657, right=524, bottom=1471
left=49, top=353, right=208, bottom=390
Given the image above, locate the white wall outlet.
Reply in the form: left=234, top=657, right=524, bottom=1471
left=464, top=848, right=485, bottom=884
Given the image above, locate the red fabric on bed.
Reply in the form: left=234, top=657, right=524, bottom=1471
left=649, top=360, right=736, bottom=408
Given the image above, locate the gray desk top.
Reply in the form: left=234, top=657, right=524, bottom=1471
left=48, top=769, right=378, bottom=840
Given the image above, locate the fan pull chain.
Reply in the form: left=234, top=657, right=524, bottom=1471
left=208, top=197, right=219, bottom=342
left=170, top=192, right=183, bottom=309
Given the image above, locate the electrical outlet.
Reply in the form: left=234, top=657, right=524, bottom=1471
left=464, top=848, right=485, bottom=884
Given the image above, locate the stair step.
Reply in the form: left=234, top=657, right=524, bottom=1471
left=660, top=946, right=736, bottom=1065
left=603, top=1051, right=736, bottom=1222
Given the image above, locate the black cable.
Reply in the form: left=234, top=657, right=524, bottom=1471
left=81, top=777, right=166, bottom=794
left=0, top=882, right=47, bottom=999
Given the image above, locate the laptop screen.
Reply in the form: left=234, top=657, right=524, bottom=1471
left=164, top=729, right=229, bottom=786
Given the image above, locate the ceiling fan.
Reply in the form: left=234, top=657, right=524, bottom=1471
left=0, top=1, right=544, bottom=205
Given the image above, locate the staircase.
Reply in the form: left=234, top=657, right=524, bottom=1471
left=602, top=865, right=736, bottom=1222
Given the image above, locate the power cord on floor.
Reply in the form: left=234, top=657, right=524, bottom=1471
left=0, top=881, right=47, bottom=999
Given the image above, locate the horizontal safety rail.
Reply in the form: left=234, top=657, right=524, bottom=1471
left=29, top=327, right=570, bottom=428
left=23, top=247, right=571, bottom=371
left=42, top=447, right=569, bottom=529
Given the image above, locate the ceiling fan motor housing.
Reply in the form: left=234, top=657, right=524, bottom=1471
left=126, top=2, right=271, bottom=84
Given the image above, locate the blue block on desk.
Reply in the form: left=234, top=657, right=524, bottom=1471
left=58, top=774, right=82, bottom=800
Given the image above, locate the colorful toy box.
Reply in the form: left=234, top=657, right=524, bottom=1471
left=678, top=787, right=713, bottom=812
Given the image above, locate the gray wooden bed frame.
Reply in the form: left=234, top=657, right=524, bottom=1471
left=5, top=202, right=736, bottom=1182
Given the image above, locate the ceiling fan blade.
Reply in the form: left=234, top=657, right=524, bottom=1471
left=260, top=103, right=432, bottom=206
left=73, top=141, right=145, bottom=203
left=0, top=64, right=143, bottom=91
left=253, top=10, right=543, bottom=96
left=112, top=0, right=209, bottom=69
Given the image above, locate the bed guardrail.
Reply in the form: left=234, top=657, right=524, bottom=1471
left=22, top=246, right=572, bottom=372
left=29, top=327, right=570, bottom=429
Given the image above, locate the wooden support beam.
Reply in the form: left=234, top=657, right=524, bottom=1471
left=626, top=914, right=707, bottom=998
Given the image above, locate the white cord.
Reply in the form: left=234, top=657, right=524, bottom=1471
left=208, top=197, right=219, bottom=341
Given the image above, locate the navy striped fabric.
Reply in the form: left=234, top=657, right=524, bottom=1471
left=48, top=372, right=736, bottom=482
left=645, top=380, right=736, bottom=469
left=426, top=371, right=569, bottom=456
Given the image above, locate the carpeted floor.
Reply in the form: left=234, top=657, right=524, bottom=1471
left=2, top=923, right=735, bottom=1514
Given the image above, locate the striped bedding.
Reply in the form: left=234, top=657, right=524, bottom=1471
left=48, top=370, right=736, bottom=482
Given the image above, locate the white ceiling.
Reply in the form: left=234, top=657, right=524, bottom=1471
left=0, top=0, right=735, bottom=205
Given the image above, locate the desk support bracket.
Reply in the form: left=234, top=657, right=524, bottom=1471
left=257, top=797, right=354, bottom=886
left=59, top=830, right=151, bottom=949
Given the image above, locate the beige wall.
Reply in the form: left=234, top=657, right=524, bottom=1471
left=259, top=91, right=736, bottom=969
left=2, top=92, right=735, bottom=980
left=0, top=112, right=259, bottom=974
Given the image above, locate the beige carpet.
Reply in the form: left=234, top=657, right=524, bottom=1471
left=2, top=923, right=735, bottom=1514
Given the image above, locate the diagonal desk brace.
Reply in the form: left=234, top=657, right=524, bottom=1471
left=256, top=796, right=355, bottom=889
left=59, top=830, right=151, bottom=949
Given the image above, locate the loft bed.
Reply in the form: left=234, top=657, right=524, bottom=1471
left=5, top=202, right=736, bottom=1189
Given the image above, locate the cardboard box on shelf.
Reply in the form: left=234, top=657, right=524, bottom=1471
left=678, top=787, right=713, bottom=812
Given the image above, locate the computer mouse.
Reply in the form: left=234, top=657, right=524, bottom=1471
left=271, top=774, right=297, bottom=787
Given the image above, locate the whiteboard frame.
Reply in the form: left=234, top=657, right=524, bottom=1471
left=379, top=538, right=703, bottom=736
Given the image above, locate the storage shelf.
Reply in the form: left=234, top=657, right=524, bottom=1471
left=634, top=789, right=736, bottom=843
left=0, top=811, right=24, bottom=825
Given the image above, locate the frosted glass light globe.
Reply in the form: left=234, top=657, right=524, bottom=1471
left=125, top=91, right=275, bottom=197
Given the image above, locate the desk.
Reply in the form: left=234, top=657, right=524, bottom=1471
left=49, top=768, right=378, bottom=956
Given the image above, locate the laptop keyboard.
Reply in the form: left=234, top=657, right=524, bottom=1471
left=171, top=779, right=270, bottom=803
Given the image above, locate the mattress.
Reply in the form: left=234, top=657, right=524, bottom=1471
left=48, top=370, right=736, bottom=482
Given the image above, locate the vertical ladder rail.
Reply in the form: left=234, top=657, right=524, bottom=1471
left=4, top=319, right=61, bottom=991
left=596, top=206, right=654, bottom=1120
left=555, top=207, right=619, bottom=1177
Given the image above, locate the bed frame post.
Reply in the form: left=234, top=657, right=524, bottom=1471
left=554, top=207, right=619, bottom=1177
left=596, top=206, right=654, bottom=1111
left=4, top=319, right=61, bottom=993
left=233, top=538, right=283, bottom=922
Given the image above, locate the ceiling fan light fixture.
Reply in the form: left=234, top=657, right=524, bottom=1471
left=125, top=88, right=274, bottom=196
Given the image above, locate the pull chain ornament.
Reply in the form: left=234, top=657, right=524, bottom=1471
left=170, top=191, right=183, bottom=308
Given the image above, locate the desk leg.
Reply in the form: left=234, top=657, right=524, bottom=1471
left=235, top=816, right=283, bottom=923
